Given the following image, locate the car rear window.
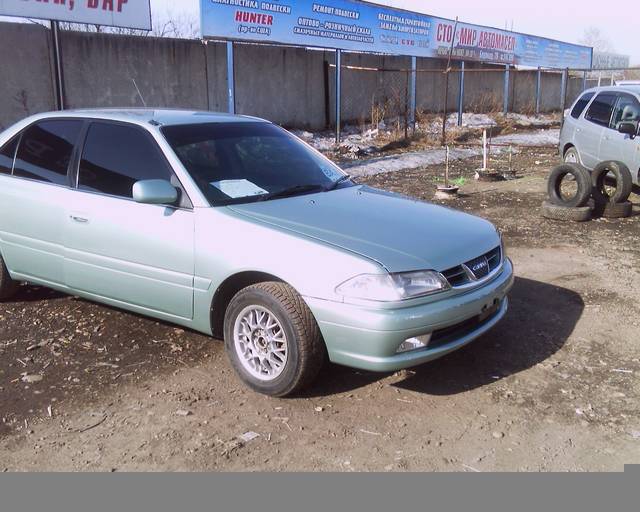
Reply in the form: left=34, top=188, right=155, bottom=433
left=584, top=93, right=618, bottom=127
left=571, top=92, right=595, bottom=119
left=0, top=136, right=19, bottom=175
left=14, top=120, right=83, bottom=185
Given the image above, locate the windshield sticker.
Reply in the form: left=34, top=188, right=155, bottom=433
left=320, top=166, right=343, bottom=181
left=210, top=179, right=269, bottom=199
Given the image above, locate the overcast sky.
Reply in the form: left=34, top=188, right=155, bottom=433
left=155, top=0, right=638, bottom=63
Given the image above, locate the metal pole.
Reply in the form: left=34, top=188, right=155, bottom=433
left=535, top=67, right=541, bottom=115
left=408, top=56, right=417, bottom=133
left=226, top=41, right=235, bottom=115
left=335, top=49, right=342, bottom=144
left=503, top=64, right=509, bottom=115
left=560, top=68, right=568, bottom=112
left=51, top=21, right=65, bottom=110
left=441, top=17, right=458, bottom=146
left=457, top=61, right=465, bottom=126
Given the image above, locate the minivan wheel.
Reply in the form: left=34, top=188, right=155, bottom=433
left=223, top=282, right=325, bottom=397
left=563, top=147, right=580, bottom=165
left=0, top=253, right=19, bottom=301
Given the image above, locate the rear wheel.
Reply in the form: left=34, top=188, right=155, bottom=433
left=563, top=146, right=581, bottom=165
left=223, top=282, right=325, bottom=397
left=0, top=252, right=19, bottom=301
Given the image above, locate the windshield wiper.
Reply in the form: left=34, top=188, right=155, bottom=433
left=257, top=184, right=326, bottom=201
left=324, top=174, right=352, bottom=192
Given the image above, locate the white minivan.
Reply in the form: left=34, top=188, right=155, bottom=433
left=559, top=85, right=640, bottom=185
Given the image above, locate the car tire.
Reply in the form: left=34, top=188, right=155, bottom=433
left=591, top=161, right=633, bottom=205
left=593, top=200, right=633, bottom=219
left=0, top=252, right=19, bottom=301
left=547, top=163, right=592, bottom=208
left=563, top=146, right=581, bottom=165
left=541, top=201, right=592, bottom=222
left=223, top=281, right=326, bottom=397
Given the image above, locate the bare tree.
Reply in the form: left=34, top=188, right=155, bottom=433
left=580, top=27, right=615, bottom=54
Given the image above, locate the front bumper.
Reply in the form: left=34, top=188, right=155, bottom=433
left=305, top=258, right=514, bottom=372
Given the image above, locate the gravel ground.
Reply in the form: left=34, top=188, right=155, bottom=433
left=1, top=147, right=639, bottom=472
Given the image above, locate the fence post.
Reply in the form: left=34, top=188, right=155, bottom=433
left=226, top=41, right=235, bottom=115
left=335, top=49, right=342, bottom=144
left=503, top=64, right=509, bottom=115
left=457, top=61, right=465, bottom=126
left=560, top=68, right=568, bottom=112
left=535, top=67, right=541, bottom=114
left=408, top=56, right=417, bottom=133
left=51, top=21, right=65, bottom=110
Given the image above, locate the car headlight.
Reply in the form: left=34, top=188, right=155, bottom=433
left=336, top=271, right=450, bottom=302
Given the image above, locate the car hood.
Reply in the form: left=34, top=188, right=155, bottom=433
left=227, top=186, right=500, bottom=273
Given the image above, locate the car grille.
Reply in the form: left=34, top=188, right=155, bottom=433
left=442, top=246, right=502, bottom=287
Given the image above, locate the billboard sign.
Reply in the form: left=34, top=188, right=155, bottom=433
left=200, top=0, right=592, bottom=69
left=0, top=0, right=152, bottom=30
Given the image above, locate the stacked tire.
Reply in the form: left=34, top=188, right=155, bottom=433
left=543, top=161, right=634, bottom=221
left=542, top=163, right=593, bottom=221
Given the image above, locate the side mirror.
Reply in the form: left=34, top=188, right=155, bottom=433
left=132, top=179, right=178, bottom=205
left=618, top=122, right=638, bottom=138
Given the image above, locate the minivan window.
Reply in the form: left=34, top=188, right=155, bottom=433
left=584, top=93, right=618, bottom=127
left=0, top=136, right=19, bottom=175
left=610, top=94, right=640, bottom=131
left=162, top=123, right=347, bottom=206
left=14, top=120, right=83, bottom=185
left=79, top=122, right=174, bottom=199
left=571, top=92, right=595, bottom=119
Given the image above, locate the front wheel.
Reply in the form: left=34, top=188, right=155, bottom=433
left=0, top=252, right=19, bottom=301
left=223, top=282, right=326, bottom=397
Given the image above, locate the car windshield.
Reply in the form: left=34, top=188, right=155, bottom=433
left=162, top=122, right=350, bottom=206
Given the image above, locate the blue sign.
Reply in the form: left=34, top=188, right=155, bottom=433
left=200, top=0, right=593, bottom=69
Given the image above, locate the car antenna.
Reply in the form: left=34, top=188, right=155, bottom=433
left=132, top=78, right=147, bottom=107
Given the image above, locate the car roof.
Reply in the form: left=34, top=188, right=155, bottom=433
left=27, top=108, right=268, bottom=127
left=582, top=85, right=640, bottom=96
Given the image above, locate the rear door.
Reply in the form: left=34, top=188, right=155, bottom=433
left=0, top=120, right=83, bottom=286
left=63, top=121, right=195, bottom=320
left=580, top=92, right=618, bottom=168
left=599, top=93, right=640, bottom=183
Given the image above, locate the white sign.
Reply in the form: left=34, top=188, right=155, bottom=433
left=0, top=0, right=151, bottom=30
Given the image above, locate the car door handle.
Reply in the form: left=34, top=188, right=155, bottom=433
left=70, top=215, right=89, bottom=223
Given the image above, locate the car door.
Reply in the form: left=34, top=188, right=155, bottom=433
left=599, top=93, right=640, bottom=182
left=0, top=119, right=83, bottom=286
left=580, top=92, right=618, bottom=169
left=63, top=121, right=195, bottom=321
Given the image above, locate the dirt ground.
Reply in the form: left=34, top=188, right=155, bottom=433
left=1, top=147, right=639, bottom=472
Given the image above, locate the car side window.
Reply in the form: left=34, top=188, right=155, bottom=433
left=584, top=93, right=618, bottom=128
left=610, top=94, right=640, bottom=131
left=0, top=136, right=19, bottom=175
left=78, top=122, right=176, bottom=200
left=571, top=92, right=595, bottom=119
left=13, top=120, right=83, bottom=185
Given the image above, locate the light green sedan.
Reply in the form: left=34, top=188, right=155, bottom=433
left=0, top=110, right=513, bottom=396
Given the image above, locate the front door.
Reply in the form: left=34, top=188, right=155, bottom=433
left=599, top=93, right=640, bottom=183
left=64, top=121, right=195, bottom=321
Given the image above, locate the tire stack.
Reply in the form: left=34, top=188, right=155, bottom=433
left=542, top=161, right=634, bottom=221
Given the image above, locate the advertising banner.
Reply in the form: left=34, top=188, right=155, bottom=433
left=201, top=0, right=592, bottom=69
left=0, top=0, right=152, bottom=30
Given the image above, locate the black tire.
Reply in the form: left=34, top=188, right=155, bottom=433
left=591, top=161, right=633, bottom=205
left=547, top=163, right=592, bottom=208
left=0, top=252, right=19, bottom=301
left=223, top=282, right=325, bottom=397
left=541, top=201, right=592, bottom=222
left=593, top=200, right=633, bottom=219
